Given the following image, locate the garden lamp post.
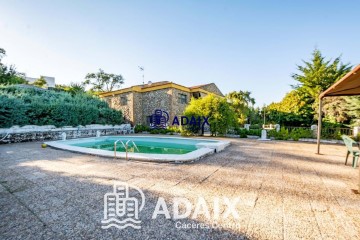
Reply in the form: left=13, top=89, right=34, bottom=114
left=263, top=105, right=266, bottom=126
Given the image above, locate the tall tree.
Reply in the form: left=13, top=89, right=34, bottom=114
left=84, top=69, right=124, bottom=92
left=344, top=96, right=360, bottom=125
left=0, top=48, right=5, bottom=59
left=292, top=49, right=351, bottom=118
left=184, top=94, right=236, bottom=136
left=226, top=90, right=255, bottom=125
left=0, top=48, right=27, bottom=85
left=266, top=90, right=315, bottom=126
left=322, top=97, right=349, bottom=124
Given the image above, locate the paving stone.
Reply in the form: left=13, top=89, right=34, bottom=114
left=0, top=140, right=359, bottom=239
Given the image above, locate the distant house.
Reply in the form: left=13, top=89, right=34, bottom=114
left=25, top=76, right=55, bottom=88
left=99, top=81, right=223, bottom=125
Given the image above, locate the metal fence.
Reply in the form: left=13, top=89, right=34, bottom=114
left=321, top=127, right=353, bottom=137
left=283, top=126, right=353, bottom=139
left=284, top=126, right=310, bottom=131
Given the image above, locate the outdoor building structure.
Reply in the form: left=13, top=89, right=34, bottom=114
left=99, top=81, right=223, bottom=125
left=316, top=64, right=360, bottom=191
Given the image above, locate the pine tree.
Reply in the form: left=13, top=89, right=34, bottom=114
left=292, top=49, right=352, bottom=119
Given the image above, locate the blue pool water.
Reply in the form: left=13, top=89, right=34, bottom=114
left=68, top=136, right=218, bottom=155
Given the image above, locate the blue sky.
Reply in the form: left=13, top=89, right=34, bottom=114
left=1, top=0, right=359, bottom=106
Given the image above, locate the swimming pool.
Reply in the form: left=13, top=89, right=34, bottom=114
left=45, top=136, right=230, bottom=163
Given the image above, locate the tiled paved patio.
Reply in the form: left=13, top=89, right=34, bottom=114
left=0, top=138, right=359, bottom=239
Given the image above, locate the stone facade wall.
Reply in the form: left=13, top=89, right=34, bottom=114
left=171, top=88, right=191, bottom=124
left=132, top=92, right=143, bottom=125
left=106, top=88, right=192, bottom=125
left=106, top=92, right=134, bottom=124
left=141, top=89, right=172, bottom=125
left=103, top=83, right=223, bottom=126
left=202, top=92, right=208, bottom=97
left=199, top=83, right=224, bottom=96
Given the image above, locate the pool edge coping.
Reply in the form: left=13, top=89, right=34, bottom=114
left=44, top=136, right=230, bottom=163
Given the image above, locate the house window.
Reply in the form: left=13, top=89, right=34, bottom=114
left=192, top=92, right=201, bottom=99
left=178, top=93, right=187, bottom=104
left=120, top=96, right=128, bottom=106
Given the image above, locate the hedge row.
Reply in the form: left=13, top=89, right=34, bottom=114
left=0, top=85, right=123, bottom=128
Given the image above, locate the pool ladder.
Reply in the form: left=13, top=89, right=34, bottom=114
left=114, top=139, right=139, bottom=160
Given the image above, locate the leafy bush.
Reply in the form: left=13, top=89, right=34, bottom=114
left=235, top=128, right=261, bottom=137
left=321, top=127, right=344, bottom=140
left=0, top=95, right=28, bottom=126
left=268, top=128, right=289, bottom=140
left=0, top=48, right=28, bottom=85
left=168, top=126, right=181, bottom=133
left=180, top=129, right=194, bottom=137
left=135, top=125, right=182, bottom=135
left=268, top=127, right=313, bottom=141
left=0, top=85, right=123, bottom=127
left=236, top=128, right=248, bottom=138
left=355, top=133, right=360, bottom=142
left=150, top=129, right=159, bottom=134
left=249, top=124, right=261, bottom=129
left=184, top=94, right=236, bottom=136
left=151, top=128, right=175, bottom=134
left=135, top=124, right=151, bottom=133
left=290, top=128, right=313, bottom=140
left=159, top=129, right=167, bottom=134
left=248, top=129, right=262, bottom=136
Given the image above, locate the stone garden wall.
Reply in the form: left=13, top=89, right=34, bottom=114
left=0, top=125, right=128, bottom=143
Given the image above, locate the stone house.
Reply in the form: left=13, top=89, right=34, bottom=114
left=99, top=81, right=223, bottom=126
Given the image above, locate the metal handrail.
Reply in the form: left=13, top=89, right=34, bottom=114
left=114, top=139, right=139, bottom=160
left=126, top=140, right=139, bottom=152
left=0, top=131, right=10, bottom=142
left=114, top=139, right=126, bottom=158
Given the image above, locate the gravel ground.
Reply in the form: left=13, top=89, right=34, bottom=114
left=0, top=138, right=359, bottom=239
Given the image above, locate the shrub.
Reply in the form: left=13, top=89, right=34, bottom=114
left=290, top=128, right=313, bottom=140
left=0, top=95, right=28, bottom=126
left=158, top=129, right=167, bottom=134
left=268, top=128, right=289, bottom=140
left=183, top=94, right=236, bottom=136
left=150, top=129, right=160, bottom=134
left=267, top=129, right=277, bottom=138
left=355, top=133, right=360, bottom=141
left=236, top=128, right=248, bottom=138
left=268, top=127, right=313, bottom=141
left=249, top=124, right=260, bottom=129
left=0, top=85, right=123, bottom=127
left=135, top=125, right=181, bottom=134
left=135, top=124, right=151, bottom=133
left=247, top=129, right=262, bottom=136
left=167, top=126, right=181, bottom=133
left=321, top=127, right=344, bottom=140
left=235, top=128, right=261, bottom=137
left=180, top=129, right=193, bottom=137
